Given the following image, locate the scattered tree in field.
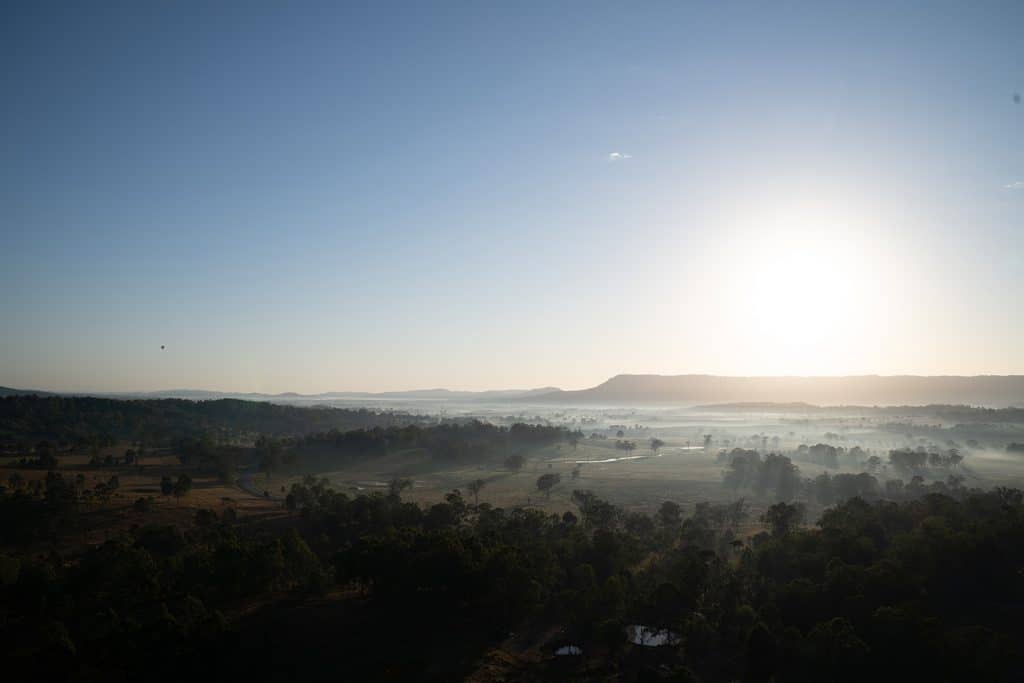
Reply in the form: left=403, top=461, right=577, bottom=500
left=504, top=453, right=526, bottom=472
left=536, top=473, right=561, bottom=499
left=160, top=476, right=174, bottom=496
left=87, top=437, right=101, bottom=464
left=889, top=448, right=928, bottom=474
left=722, top=450, right=801, bottom=501
left=173, top=473, right=192, bottom=503
left=387, top=477, right=412, bottom=500
left=33, top=441, right=59, bottom=469
left=650, top=438, right=665, bottom=455
left=467, top=478, right=486, bottom=506
left=94, top=474, right=120, bottom=502
left=256, top=435, right=283, bottom=481
left=948, top=449, right=963, bottom=467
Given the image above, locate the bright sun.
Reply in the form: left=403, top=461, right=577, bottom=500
left=712, top=196, right=884, bottom=375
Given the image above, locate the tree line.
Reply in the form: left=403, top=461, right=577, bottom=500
left=719, top=447, right=972, bottom=507
left=3, top=466, right=1023, bottom=679
left=0, top=395, right=431, bottom=449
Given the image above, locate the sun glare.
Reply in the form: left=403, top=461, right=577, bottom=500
left=713, top=196, right=882, bottom=374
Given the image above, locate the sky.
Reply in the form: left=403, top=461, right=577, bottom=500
left=2, top=1, right=1023, bottom=393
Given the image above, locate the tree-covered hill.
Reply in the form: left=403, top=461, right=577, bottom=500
left=0, top=395, right=431, bottom=446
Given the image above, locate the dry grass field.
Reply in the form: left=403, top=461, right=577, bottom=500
left=9, top=424, right=1021, bottom=556
left=256, top=436, right=782, bottom=530
left=0, top=446, right=285, bottom=554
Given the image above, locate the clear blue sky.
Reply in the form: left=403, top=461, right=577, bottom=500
left=2, top=1, right=1022, bottom=393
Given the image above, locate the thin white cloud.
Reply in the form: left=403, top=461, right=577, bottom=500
left=1005, top=181, right=1024, bottom=190
left=608, top=152, right=632, bottom=161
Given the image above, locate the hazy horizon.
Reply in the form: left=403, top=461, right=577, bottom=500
left=11, top=372, right=1024, bottom=401
left=4, top=2, right=1023, bottom=394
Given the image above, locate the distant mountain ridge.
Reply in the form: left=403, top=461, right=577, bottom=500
left=0, top=386, right=560, bottom=402
left=0, top=386, right=57, bottom=398
left=691, top=402, right=1024, bottom=420
left=8, top=375, right=1024, bottom=407
left=530, top=374, right=1024, bottom=407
